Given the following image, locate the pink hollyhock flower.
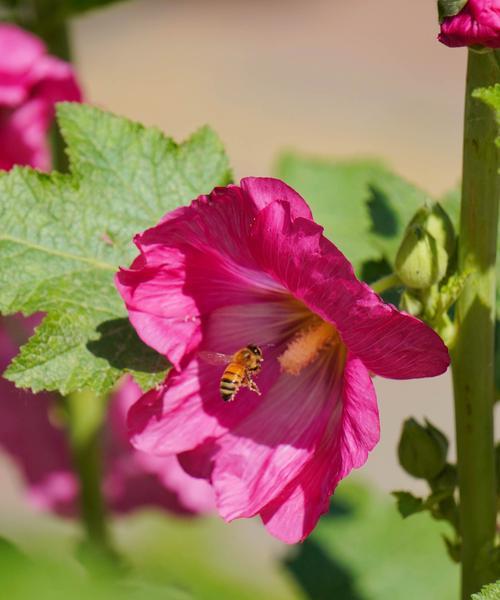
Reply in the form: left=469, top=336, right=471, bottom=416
left=438, top=0, right=500, bottom=48
left=0, top=24, right=82, bottom=171
left=115, top=178, right=450, bottom=544
left=0, top=317, right=214, bottom=516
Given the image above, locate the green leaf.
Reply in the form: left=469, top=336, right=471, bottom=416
left=472, top=581, right=500, bottom=600
left=275, top=153, right=428, bottom=273
left=0, top=103, right=231, bottom=394
left=391, top=491, right=425, bottom=518
left=437, top=0, right=468, bottom=22
left=473, top=84, right=500, bottom=120
left=442, top=535, right=461, bottom=563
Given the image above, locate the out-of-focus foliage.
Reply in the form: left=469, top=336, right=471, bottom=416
left=285, top=480, right=458, bottom=600
left=276, top=153, right=429, bottom=274
left=0, top=103, right=231, bottom=395
left=0, top=535, right=190, bottom=600
left=0, top=480, right=458, bottom=600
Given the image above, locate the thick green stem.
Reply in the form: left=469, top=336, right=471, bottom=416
left=65, top=391, right=111, bottom=552
left=451, top=49, right=499, bottom=599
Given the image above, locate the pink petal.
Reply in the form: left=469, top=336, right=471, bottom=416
left=260, top=355, right=379, bottom=543
left=127, top=293, right=297, bottom=457
left=104, top=376, right=215, bottom=515
left=241, top=177, right=313, bottom=220
left=116, top=185, right=287, bottom=368
left=0, top=99, right=51, bottom=170
left=211, top=352, right=344, bottom=521
left=129, top=334, right=284, bottom=451
left=250, top=200, right=450, bottom=380
left=0, top=24, right=45, bottom=106
left=25, top=55, right=82, bottom=105
left=0, top=320, right=76, bottom=514
left=128, top=359, right=257, bottom=455
left=136, top=453, right=215, bottom=513
left=0, top=25, right=82, bottom=172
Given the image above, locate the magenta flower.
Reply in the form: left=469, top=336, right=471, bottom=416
left=0, top=318, right=214, bottom=516
left=116, top=178, right=450, bottom=543
left=438, top=0, right=500, bottom=48
left=0, top=24, right=82, bottom=171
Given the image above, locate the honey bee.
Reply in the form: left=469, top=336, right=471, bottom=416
left=199, top=344, right=264, bottom=402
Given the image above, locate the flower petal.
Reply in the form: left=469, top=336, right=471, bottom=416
left=260, top=355, right=379, bottom=543
left=128, top=357, right=267, bottom=455
left=438, top=0, right=500, bottom=48
left=241, top=177, right=313, bottom=220
left=250, top=200, right=450, bottom=379
left=211, top=352, right=345, bottom=521
left=0, top=24, right=45, bottom=106
left=116, top=186, right=286, bottom=367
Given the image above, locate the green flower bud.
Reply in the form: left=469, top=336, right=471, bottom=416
left=414, top=203, right=455, bottom=258
left=400, top=290, right=423, bottom=316
left=406, top=203, right=455, bottom=257
left=395, top=224, right=448, bottom=289
left=430, top=463, right=458, bottom=493
left=398, top=418, right=448, bottom=480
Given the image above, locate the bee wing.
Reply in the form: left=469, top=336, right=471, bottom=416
left=198, top=350, right=233, bottom=366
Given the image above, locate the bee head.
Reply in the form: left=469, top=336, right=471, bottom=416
left=247, top=344, right=263, bottom=358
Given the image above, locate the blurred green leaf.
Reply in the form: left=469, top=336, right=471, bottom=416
left=1, top=479, right=459, bottom=600
left=286, top=480, right=458, bottom=599
left=0, top=103, right=231, bottom=394
left=292, top=480, right=458, bottom=600
left=391, top=491, right=424, bottom=518
left=276, top=153, right=429, bottom=273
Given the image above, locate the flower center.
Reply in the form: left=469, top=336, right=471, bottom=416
left=278, top=317, right=340, bottom=375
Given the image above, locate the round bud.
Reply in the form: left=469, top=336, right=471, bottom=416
left=398, top=418, right=448, bottom=480
left=420, top=203, right=455, bottom=258
left=395, top=225, right=448, bottom=289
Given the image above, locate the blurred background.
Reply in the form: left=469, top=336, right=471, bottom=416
left=0, top=0, right=476, bottom=598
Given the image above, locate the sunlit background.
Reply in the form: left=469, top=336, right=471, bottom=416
left=0, top=1, right=473, bottom=598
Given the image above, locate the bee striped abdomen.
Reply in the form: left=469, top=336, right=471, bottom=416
left=220, top=363, right=245, bottom=402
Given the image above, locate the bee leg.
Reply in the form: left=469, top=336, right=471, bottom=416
left=245, top=375, right=261, bottom=396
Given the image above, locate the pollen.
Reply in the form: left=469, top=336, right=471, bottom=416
left=278, top=318, right=339, bottom=375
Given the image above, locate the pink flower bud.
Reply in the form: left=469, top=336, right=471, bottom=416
left=438, top=0, right=500, bottom=48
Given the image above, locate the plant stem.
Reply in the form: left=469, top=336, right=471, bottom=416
left=451, top=49, right=499, bottom=599
left=370, top=272, right=402, bottom=295
left=31, top=1, right=72, bottom=172
left=65, top=391, right=111, bottom=553
left=44, top=19, right=72, bottom=173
